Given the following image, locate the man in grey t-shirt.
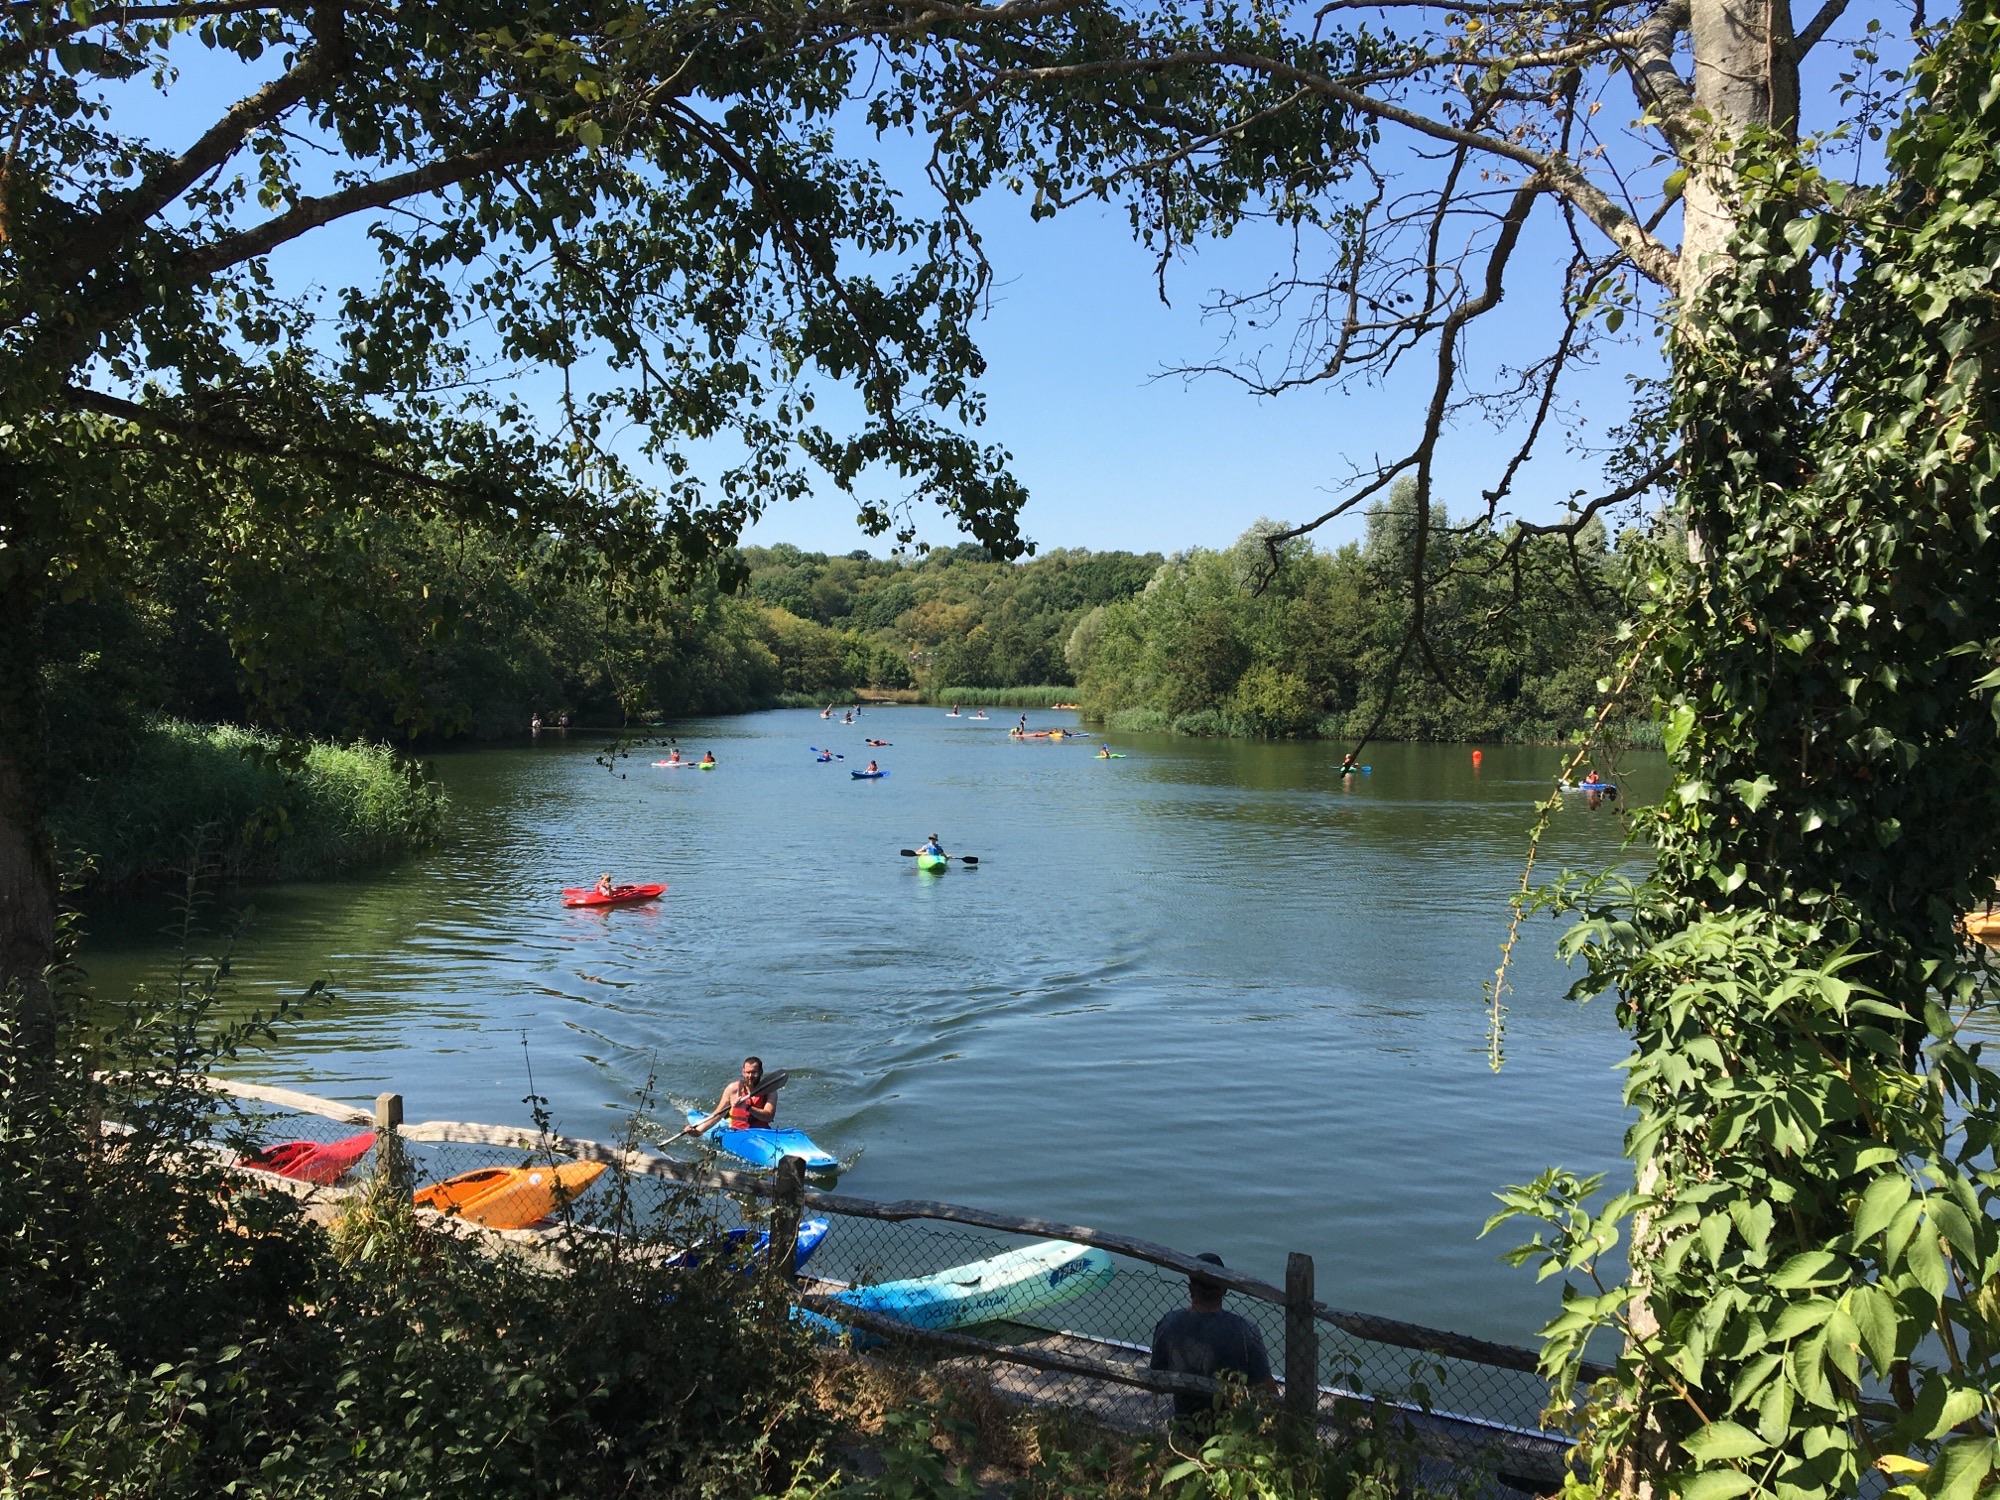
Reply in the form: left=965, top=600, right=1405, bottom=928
left=1149, top=1252, right=1278, bottom=1419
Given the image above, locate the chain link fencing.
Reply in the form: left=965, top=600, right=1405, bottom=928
left=177, top=1076, right=1589, bottom=1493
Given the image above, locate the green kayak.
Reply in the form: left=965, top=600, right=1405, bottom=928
left=916, top=852, right=948, bottom=873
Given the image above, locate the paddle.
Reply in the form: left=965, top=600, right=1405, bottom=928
left=899, top=849, right=979, bottom=865
left=670, top=1070, right=790, bottom=1142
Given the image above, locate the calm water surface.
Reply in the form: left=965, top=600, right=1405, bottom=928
left=82, top=713, right=1661, bottom=1347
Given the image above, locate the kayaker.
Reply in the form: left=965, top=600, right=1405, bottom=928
left=920, top=834, right=945, bottom=861
left=530, top=713, right=542, bottom=732
left=864, top=760, right=879, bottom=774
left=700, top=751, right=716, bottom=768
left=1097, top=745, right=1113, bottom=759
left=594, top=873, right=615, bottom=897
left=1148, top=1253, right=1277, bottom=1421
left=1339, top=752, right=1358, bottom=775
left=1582, top=769, right=1604, bottom=787
left=685, top=1057, right=777, bottom=1135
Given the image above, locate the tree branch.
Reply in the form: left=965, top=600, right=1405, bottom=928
left=1791, top=0, right=1849, bottom=58
left=1626, top=0, right=1698, bottom=146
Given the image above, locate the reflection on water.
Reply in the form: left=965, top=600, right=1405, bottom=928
left=82, top=713, right=1657, bottom=1346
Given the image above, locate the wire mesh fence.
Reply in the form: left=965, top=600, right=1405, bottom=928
left=170, top=1075, right=1583, bottom=1490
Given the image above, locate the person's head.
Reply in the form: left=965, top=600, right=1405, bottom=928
left=1189, top=1252, right=1227, bottom=1307
left=741, top=1056, right=764, bottom=1087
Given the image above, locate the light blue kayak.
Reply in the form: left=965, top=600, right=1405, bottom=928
left=807, top=1240, right=1114, bottom=1341
left=685, top=1109, right=839, bottom=1171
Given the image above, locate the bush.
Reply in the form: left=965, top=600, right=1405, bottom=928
left=45, top=719, right=445, bottom=892
left=923, top=685, right=1077, bottom=708
left=0, top=934, right=826, bottom=1499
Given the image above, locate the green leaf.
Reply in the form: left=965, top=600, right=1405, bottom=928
left=1675, top=1468, right=1758, bottom=1500
left=1907, top=1226, right=1949, bottom=1302
left=1855, top=1175, right=1912, bottom=1242
left=1845, top=1284, right=1901, bottom=1370
left=1771, top=1251, right=1848, bottom=1290
left=1683, top=1422, right=1768, bottom=1462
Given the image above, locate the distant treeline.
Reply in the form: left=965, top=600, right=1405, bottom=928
left=1070, top=488, right=1635, bottom=743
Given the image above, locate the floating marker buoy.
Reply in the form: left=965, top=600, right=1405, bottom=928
left=1472, top=749, right=1483, bottom=765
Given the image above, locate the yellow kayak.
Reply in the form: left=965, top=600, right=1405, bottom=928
left=414, top=1161, right=607, bottom=1229
left=1965, top=911, right=2000, bottom=947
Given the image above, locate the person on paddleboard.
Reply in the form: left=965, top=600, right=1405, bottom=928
left=686, top=1057, right=777, bottom=1135
left=1149, top=1253, right=1277, bottom=1422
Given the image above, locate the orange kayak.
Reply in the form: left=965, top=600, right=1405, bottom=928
left=1965, top=911, right=2000, bottom=947
left=413, top=1161, right=607, bottom=1229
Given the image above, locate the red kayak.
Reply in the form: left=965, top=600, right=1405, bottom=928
left=562, top=883, right=667, bottom=909
left=240, top=1130, right=377, bottom=1185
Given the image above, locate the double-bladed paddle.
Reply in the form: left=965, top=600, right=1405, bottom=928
left=808, top=746, right=844, bottom=760
left=899, top=849, right=979, bottom=865
left=670, top=1069, right=790, bottom=1142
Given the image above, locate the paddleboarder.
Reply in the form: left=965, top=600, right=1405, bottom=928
left=1148, top=1253, right=1277, bottom=1421
left=685, top=1057, right=777, bottom=1136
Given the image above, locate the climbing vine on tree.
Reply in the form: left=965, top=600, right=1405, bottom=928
left=1492, top=7, right=2000, bottom=1497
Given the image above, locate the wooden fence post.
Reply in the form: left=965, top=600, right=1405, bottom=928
left=373, top=1092, right=406, bottom=1189
left=1285, top=1252, right=1318, bottom=1433
left=768, top=1155, right=804, bottom=1284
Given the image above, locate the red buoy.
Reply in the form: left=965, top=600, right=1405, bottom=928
left=1472, top=749, right=1483, bottom=765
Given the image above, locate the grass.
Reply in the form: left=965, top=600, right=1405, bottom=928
left=49, top=718, right=446, bottom=892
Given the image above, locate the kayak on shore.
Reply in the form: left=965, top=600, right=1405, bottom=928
left=802, top=1240, right=1114, bottom=1344
left=414, top=1161, right=608, bottom=1229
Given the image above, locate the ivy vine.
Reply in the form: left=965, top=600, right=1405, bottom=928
left=1492, top=6, right=2000, bottom=1498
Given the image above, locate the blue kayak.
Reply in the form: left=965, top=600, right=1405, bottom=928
left=685, top=1109, right=839, bottom=1171
left=1562, top=781, right=1617, bottom=794
left=803, top=1240, right=1114, bottom=1344
left=850, top=770, right=888, bottom=779
left=669, top=1217, right=831, bottom=1275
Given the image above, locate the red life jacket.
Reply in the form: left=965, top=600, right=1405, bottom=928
left=729, top=1089, right=773, bottom=1130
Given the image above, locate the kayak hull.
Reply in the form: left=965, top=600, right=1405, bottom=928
left=670, top=1218, right=832, bottom=1274
left=851, top=770, right=887, bottom=779
left=414, top=1161, right=608, bottom=1229
left=915, top=853, right=947, bottom=872
left=685, top=1109, right=839, bottom=1171
left=810, top=1241, right=1114, bottom=1344
left=241, top=1130, right=377, bottom=1186
left=563, top=883, right=667, bottom=908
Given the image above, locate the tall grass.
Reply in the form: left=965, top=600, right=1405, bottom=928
left=49, top=719, right=446, bottom=891
left=924, top=685, right=1078, bottom=708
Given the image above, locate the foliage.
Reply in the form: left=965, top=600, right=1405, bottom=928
left=0, top=917, right=829, bottom=1498
left=1490, top=11, right=2000, bottom=1499
left=1069, top=503, right=1625, bottom=743
left=926, top=685, right=1077, bottom=708
left=740, top=543, right=1163, bottom=695
left=44, top=719, right=445, bottom=892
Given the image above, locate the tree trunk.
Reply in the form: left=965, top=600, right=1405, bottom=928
left=0, top=467, right=56, bottom=1058
left=1680, top=0, right=1801, bottom=296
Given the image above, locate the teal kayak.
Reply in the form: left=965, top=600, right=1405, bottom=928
left=807, top=1240, right=1114, bottom=1342
left=684, top=1110, right=839, bottom=1171
left=916, top=852, right=947, bottom=872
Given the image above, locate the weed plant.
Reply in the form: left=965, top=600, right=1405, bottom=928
left=923, top=686, right=1076, bottom=709
left=0, top=902, right=826, bottom=1499
left=46, top=718, right=445, bottom=892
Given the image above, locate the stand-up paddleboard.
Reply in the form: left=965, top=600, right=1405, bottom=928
left=806, top=1241, right=1114, bottom=1343
left=669, top=1218, right=831, bottom=1274
left=684, top=1110, right=839, bottom=1171
left=563, top=883, right=666, bottom=908
left=414, top=1161, right=607, bottom=1229
left=240, top=1130, right=377, bottom=1186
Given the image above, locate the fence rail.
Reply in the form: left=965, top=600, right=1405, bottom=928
left=160, top=1073, right=1598, bottom=1488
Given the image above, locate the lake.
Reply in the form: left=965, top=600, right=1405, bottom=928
left=80, top=711, right=1658, bottom=1349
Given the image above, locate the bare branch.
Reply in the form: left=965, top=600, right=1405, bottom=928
left=1792, top=0, right=1850, bottom=57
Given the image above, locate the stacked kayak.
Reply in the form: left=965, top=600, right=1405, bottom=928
left=414, top=1161, right=608, bottom=1229
left=563, top=883, right=666, bottom=908
left=239, top=1130, right=377, bottom=1185
left=685, top=1110, right=839, bottom=1171
left=806, top=1241, right=1114, bottom=1343
left=670, top=1218, right=832, bottom=1275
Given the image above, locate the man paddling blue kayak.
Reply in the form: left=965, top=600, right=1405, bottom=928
left=682, top=1056, right=778, bottom=1136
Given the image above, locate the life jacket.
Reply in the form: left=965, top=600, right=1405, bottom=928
left=729, top=1089, right=774, bottom=1130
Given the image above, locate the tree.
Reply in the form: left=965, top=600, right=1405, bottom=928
left=0, top=0, right=1355, bottom=1031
